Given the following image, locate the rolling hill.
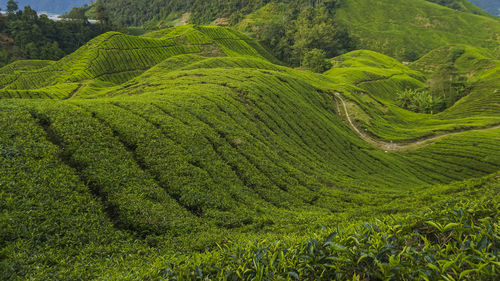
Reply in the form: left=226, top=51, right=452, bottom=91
left=0, top=24, right=499, bottom=279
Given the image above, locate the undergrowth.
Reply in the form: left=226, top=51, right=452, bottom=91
left=160, top=198, right=499, bottom=281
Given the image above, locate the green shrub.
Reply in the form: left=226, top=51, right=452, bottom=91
left=159, top=198, right=500, bottom=280
left=302, top=49, right=333, bottom=73
left=396, top=89, right=444, bottom=114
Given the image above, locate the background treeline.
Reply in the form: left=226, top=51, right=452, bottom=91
left=96, top=0, right=352, bottom=68
left=97, top=0, right=491, bottom=27
left=0, top=1, right=111, bottom=66
left=250, top=1, right=355, bottom=68
left=99, top=0, right=345, bottom=26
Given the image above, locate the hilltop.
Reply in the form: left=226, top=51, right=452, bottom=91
left=335, top=0, right=500, bottom=59
left=0, top=24, right=499, bottom=279
left=0, top=25, right=276, bottom=99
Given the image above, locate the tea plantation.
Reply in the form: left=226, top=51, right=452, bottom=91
left=0, top=25, right=499, bottom=280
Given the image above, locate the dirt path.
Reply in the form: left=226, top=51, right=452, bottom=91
left=334, top=92, right=500, bottom=151
left=65, top=81, right=91, bottom=100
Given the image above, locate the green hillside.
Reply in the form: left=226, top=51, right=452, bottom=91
left=0, top=25, right=499, bottom=280
left=236, top=0, right=500, bottom=61
left=0, top=25, right=277, bottom=99
left=95, top=0, right=494, bottom=26
left=335, top=0, right=500, bottom=59
left=324, top=47, right=500, bottom=140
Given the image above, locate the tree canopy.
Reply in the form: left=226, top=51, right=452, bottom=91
left=0, top=4, right=111, bottom=66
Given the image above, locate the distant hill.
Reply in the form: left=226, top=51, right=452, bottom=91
left=237, top=0, right=500, bottom=60
left=469, top=0, right=500, bottom=16
left=333, top=0, right=500, bottom=59
left=0, top=0, right=90, bottom=14
left=87, top=0, right=491, bottom=27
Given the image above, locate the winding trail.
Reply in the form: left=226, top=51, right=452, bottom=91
left=334, top=92, right=500, bottom=151
left=65, top=82, right=87, bottom=100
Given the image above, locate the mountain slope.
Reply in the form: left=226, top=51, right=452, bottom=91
left=334, top=0, right=500, bottom=59
left=0, top=26, right=499, bottom=279
left=235, top=0, right=500, bottom=61
left=324, top=47, right=500, bottom=140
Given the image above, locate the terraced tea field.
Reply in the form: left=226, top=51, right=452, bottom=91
left=0, top=25, right=499, bottom=280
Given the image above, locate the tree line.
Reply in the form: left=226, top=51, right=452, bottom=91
left=0, top=0, right=112, bottom=66
left=252, top=1, right=355, bottom=70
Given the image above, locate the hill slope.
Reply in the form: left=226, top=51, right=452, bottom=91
left=333, top=0, right=500, bottom=59
left=0, top=25, right=277, bottom=99
left=0, top=26, right=499, bottom=279
left=236, top=0, right=500, bottom=60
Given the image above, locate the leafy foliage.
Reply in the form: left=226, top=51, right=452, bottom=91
left=0, top=4, right=111, bottom=67
left=158, top=197, right=500, bottom=280
left=302, top=49, right=332, bottom=73
left=333, top=0, right=500, bottom=59
left=396, top=89, right=443, bottom=114
left=239, top=2, right=355, bottom=66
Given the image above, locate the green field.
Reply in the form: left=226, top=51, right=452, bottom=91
left=0, top=24, right=499, bottom=280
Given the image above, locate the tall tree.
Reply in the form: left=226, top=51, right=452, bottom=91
left=6, top=0, right=18, bottom=13
left=95, top=1, right=111, bottom=28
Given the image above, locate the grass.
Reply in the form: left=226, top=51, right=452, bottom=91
left=0, top=25, right=499, bottom=279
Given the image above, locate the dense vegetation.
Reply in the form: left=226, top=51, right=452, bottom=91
left=331, top=0, right=500, bottom=60
left=0, top=2, right=111, bottom=67
left=237, top=2, right=355, bottom=67
left=82, top=0, right=500, bottom=62
left=95, top=0, right=493, bottom=27
left=0, top=22, right=498, bottom=279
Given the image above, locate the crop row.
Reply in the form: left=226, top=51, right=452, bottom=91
left=29, top=102, right=200, bottom=236
left=118, top=66, right=500, bottom=192
left=0, top=104, right=134, bottom=279
left=99, top=33, right=177, bottom=50
left=0, top=59, right=55, bottom=75
left=196, top=26, right=241, bottom=40
left=81, top=101, right=267, bottom=227
left=0, top=83, right=79, bottom=99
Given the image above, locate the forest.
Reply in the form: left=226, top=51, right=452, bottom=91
left=0, top=0, right=111, bottom=66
